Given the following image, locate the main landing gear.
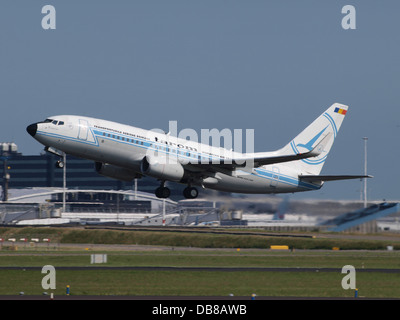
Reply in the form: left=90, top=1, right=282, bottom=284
left=183, top=186, right=198, bottom=199
left=155, top=181, right=171, bottom=199
left=154, top=182, right=199, bottom=199
left=155, top=186, right=171, bottom=198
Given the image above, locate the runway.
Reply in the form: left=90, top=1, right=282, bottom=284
left=0, top=294, right=392, bottom=300
left=1, top=266, right=399, bottom=273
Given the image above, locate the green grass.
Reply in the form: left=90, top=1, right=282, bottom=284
left=1, top=226, right=400, bottom=250
left=0, top=250, right=400, bottom=297
left=1, top=268, right=399, bottom=298
left=58, top=229, right=400, bottom=250
left=1, top=250, right=400, bottom=269
left=1, top=227, right=400, bottom=298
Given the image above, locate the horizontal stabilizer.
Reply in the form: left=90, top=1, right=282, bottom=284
left=299, top=175, right=373, bottom=183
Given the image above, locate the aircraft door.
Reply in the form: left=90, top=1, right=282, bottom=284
left=270, top=166, right=280, bottom=188
left=78, top=119, right=89, bottom=140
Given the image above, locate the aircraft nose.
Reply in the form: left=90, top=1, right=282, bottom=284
left=26, top=123, right=37, bottom=137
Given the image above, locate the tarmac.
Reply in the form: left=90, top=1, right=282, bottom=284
left=1, top=266, right=400, bottom=273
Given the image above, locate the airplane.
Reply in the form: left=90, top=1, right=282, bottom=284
left=273, top=196, right=290, bottom=221
left=26, top=103, right=371, bottom=199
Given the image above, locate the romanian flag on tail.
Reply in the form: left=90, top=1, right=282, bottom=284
left=334, top=107, right=347, bottom=115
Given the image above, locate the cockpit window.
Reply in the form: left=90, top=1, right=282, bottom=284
left=41, top=118, right=64, bottom=125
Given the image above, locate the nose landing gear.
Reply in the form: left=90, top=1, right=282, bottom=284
left=55, top=160, right=64, bottom=168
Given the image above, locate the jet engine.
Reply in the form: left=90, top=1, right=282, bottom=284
left=95, top=162, right=140, bottom=182
left=140, top=155, right=184, bottom=181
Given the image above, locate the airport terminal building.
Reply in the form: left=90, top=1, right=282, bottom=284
left=0, top=143, right=182, bottom=199
left=1, top=143, right=399, bottom=232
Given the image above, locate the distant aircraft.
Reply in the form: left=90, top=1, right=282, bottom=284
left=273, top=196, right=290, bottom=221
left=26, top=103, right=371, bottom=199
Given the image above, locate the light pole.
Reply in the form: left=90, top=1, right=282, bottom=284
left=363, top=137, right=368, bottom=208
left=63, top=152, right=66, bottom=212
left=1, top=156, right=10, bottom=202
left=134, top=178, right=137, bottom=200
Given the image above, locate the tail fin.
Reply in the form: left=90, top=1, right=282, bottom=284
left=280, top=103, right=348, bottom=175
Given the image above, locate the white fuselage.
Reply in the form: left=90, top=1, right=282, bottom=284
left=27, top=115, right=322, bottom=195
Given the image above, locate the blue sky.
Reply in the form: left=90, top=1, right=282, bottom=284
left=1, top=1, right=399, bottom=201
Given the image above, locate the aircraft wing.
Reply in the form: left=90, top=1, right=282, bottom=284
left=188, top=145, right=321, bottom=171
left=191, top=131, right=331, bottom=170
left=245, top=147, right=320, bottom=167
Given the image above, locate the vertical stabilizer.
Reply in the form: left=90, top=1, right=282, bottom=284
left=280, top=103, right=348, bottom=175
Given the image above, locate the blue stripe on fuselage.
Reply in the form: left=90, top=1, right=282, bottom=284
left=37, top=127, right=322, bottom=192
left=36, top=129, right=99, bottom=147
left=254, top=168, right=321, bottom=191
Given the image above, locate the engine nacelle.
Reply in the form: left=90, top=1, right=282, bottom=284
left=95, top=162, right=140, bottom=182
left=140, top=155, right=184, bottom=181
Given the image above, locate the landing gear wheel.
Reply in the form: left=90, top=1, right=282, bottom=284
left=155, top=186, right=171, bottom=199
left=183, top=187, right=198, bottom=199
left=55, top=160, right=64, bottom=169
